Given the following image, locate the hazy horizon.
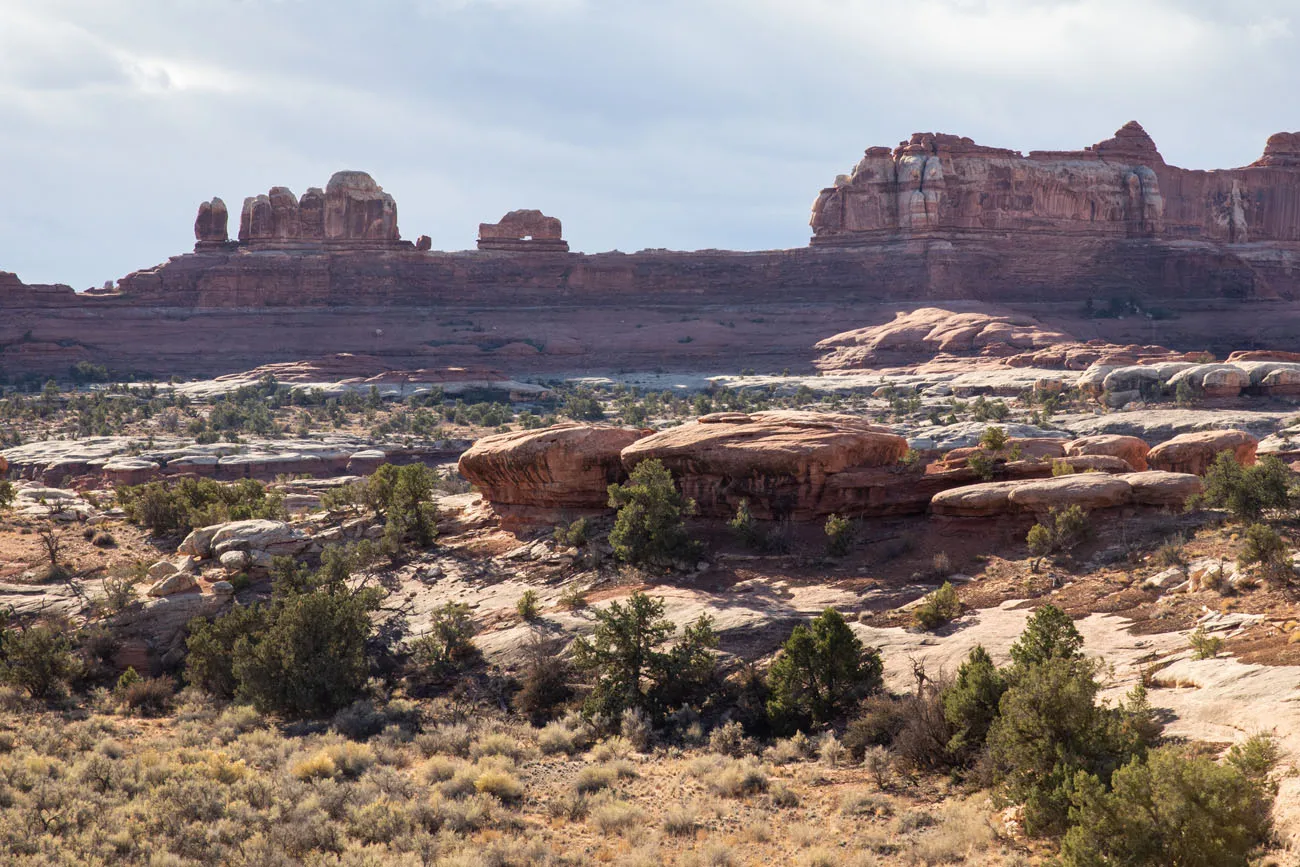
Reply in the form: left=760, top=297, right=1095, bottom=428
left=2, top=0, right=1298, bottom=288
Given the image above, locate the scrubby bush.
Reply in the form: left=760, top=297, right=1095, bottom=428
left=941, top=645, right=1006, bottom=760
left=729, top=499, right=769, bottom=550
left=515, top=640, right=574, bottom=722
left=1061, top=740, right=1277, bottom=866
left=571, top=591, right=718, bottom=722
left=409, top=602, right=479, bottom=684
left=516, top=589, right=541, bottom=621
left=1199, top=452, right=1293, bottom=522
left=0, top=479, right=14, bottom=510
left=1237, top=522, right=1293, bottom=583
left=320, top=463, right=440, bottom=551
left=607, top=459, right=699, bottom=567
left=913, top=581, right=962, bottom=630
left=0, top=620, right=79, bottom=698
left=767, top=608, right=883, bottom=731
left=1188, top=626, right=1224, bottom=660
left=844, top=695, right=909, bottom=760
left=186, top=546, right=382, bottom=716
left=117, top=477, right=285, bottom=536
left=1027, top=505, right=1091, bottom=565
left=986, top=606, right=1158, bottom=836
left=824, top=513, right=853, bottom=557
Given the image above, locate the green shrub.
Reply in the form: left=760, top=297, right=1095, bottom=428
left=729, top=499, right=768, bottom=550
left=767, top=608, right=883, bottom=731
left=0, top=479, right=15, bottom=510
left=1061, top=744, right=1276, bottom=866
left=979, top=426, right=1009, bottom=452
left=1188, top=626, right=1224, bottom=660
left=1026, top=505, right=1091, bottom=564
left=1009, top=604, right=1083, bottom=671
left=409, top=602, right=479, bottom=683
left=0, top=621, right=79, bottom=699
left=186, top=548, right=382, bottom=716
left=1199, top=452, right=1293, bottom=522
left=967, top=450, right=996, bottom=481
left=824, top=513, right=853, bottom=557
left=553, top=517, right=590, bottom=549
left=571, top=591, right=717, bottom=722
left=912, top=582, right=962, bottom=630
left=941, top=645, right=1006, bottom=760
left=117, top=477, right=285, bottom=536
left=516, top=590, right=541, bottom=621
left=607, top=459, right=699, bottom=567
left=987, top=607, right=1157, bottom=836
left=320, top=463, right=440, bottom=550
left=1237, top=522, right=1293, bottom=583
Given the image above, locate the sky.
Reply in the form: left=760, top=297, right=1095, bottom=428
left=1, top=0, right=1298, bottom=289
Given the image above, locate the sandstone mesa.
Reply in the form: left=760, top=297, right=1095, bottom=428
left=7, top=123, right=1300, bottom=377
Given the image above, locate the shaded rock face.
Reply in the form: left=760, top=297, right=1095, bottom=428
left=620, top=411, right=909, bottom=521
left=811, top=122, right=1300, bottom=245
left=457, top=424, right=648, bottom=528
left=1146, top=430, right=1258, bottom=475
left=233, top=171, right=398, bottom=247
left=478, top=210, right=569, bottom=252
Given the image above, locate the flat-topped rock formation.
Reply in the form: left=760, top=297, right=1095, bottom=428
left=811, top=122, right=1300, bottom=245
left=478, top=210, right=569, bottom=252
left=9, top=124, right=1300, bottom=377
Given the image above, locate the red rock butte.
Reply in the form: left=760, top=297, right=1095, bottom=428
left=7, top=125, right=1300, bottom=377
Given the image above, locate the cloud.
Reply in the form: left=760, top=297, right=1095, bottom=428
left=0, top=0, right=1296, bottom=287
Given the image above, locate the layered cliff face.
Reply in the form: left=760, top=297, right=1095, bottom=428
left=7, top=125, right=1300, bottom=377
left=810, top=122, right=1300, bottom=246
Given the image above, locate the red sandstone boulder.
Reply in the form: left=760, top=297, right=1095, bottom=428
left=457, top=424, right=647, bottom=525
left=1146, top=430, right=1257, bottom=475
left=1005, top=474, right=1133, bottom=514
left=929, top=480, right=1023, bottom=517
left=619, top=411, right=908, bottom=520
left=1064, top=435, right=1150, bottom=471
left=1117, top=472, right=1203, bottom=508
left=931, top=470, right=1199, bottom=517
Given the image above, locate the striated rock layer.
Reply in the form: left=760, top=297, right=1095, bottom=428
left=10, top=124, right=1300, bottom=376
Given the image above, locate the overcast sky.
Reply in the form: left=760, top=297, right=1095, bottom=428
left=2, top=0, right=1297, bottom=288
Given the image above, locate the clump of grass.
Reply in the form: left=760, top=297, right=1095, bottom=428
left=708, top=758, right=769, bottom=798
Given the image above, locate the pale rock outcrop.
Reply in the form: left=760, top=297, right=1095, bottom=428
left=180, top=519, right=311, bottom=564
left=619, top=411, right=909, bottom=520
left=102, top=457, right=160, bottom=486
left=1146, top=430, right=1257, bottom=475
left=147, top=571, right=198, bottom=598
